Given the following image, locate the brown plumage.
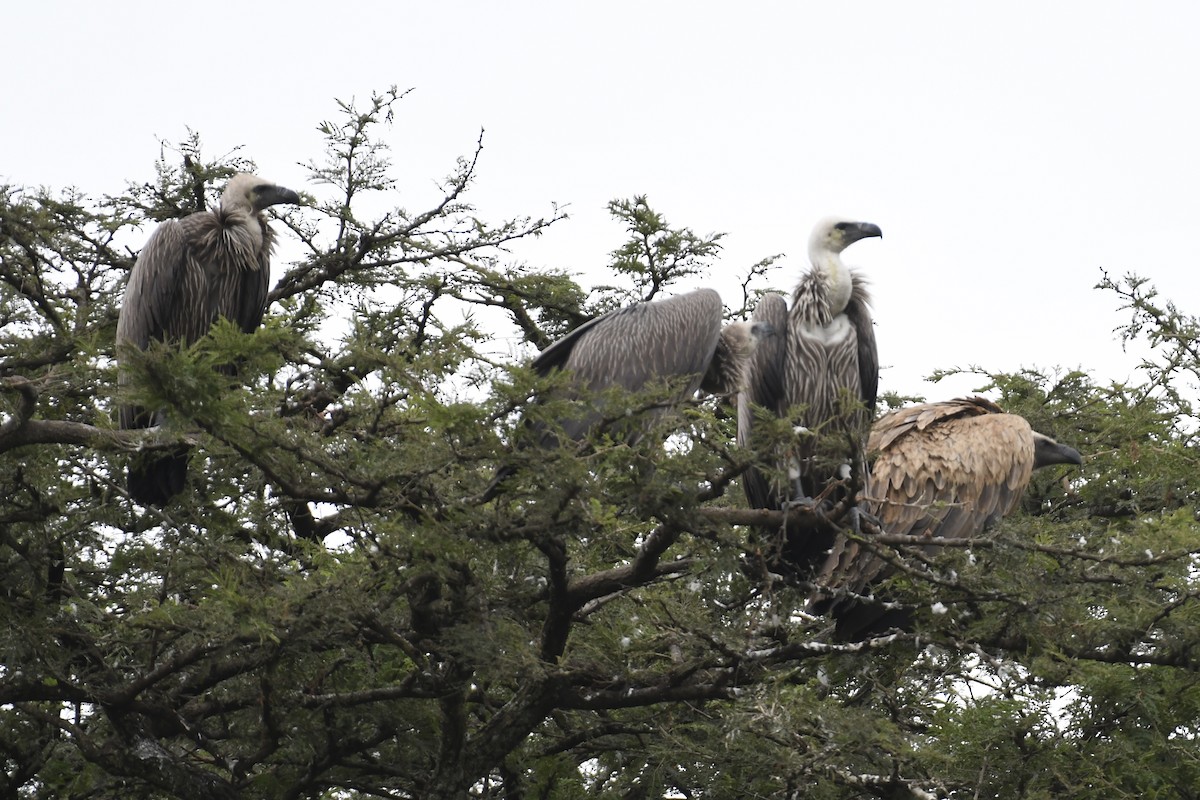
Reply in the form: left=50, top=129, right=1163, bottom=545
left=738, top=217, right=881, bottom=572
left=812, top=396, right=1083, bottom=640
left=483, top=288, right=771, bottom=499
left=116, top=173, right=301, bottom=505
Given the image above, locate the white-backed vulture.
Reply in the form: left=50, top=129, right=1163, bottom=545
left=738, top=217, right=881, bottom=570
left=116, top=173, right=301, bottom=505
left=484, top=288, right=771, bottom=499
left=812, top=396, right=1084, bottom=640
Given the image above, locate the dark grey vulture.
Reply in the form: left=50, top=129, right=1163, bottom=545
left=116, top=173, right=301, bottom=505
left=737, top=217, right=881, bottom=571
left=484, top=288, right=769, bottom=499
left=811, top=396, right=1083, bottom=640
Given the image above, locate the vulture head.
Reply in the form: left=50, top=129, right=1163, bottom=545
left=701, top=320, right=776, bottom=395
left=222, top=173, right=303, bottom=214
left=1033, top=432, right=1084, bottom=468
left=808, top=217, right=883, bottom=259
left=722, top=320, right=777, bottom=359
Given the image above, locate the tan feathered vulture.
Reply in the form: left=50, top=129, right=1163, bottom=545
left=811, top=396, right=1083, bottom=640
left=738, top=217, right=881, bottom=571
left=117, top=173, right=301, bottom=505
left=483, top=288, right=771, bottom=499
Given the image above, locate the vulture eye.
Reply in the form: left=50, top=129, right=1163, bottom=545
left=833, top=221, right=852, bottom=231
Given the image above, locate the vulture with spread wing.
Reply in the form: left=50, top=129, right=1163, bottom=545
left=484, top=288, right=770, bottom=499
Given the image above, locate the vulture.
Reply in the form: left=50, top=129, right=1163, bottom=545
left=116, top=173, right=302, bottom=505
left=812, top=396, right=1084, bottom=640
left=738, top=217, right=882, bottom=570
left=484, top=288, right=770, bottom=499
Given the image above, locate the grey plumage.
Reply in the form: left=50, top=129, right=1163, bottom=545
left=813, top=396, right=1083, bottom=640
left=701, top=317, right=762, bottom=397
left=116, top=173, right=301, bottom=505
left=738, top=217, right=881, bottom=571
left=485, top=288, right=768, bottom=498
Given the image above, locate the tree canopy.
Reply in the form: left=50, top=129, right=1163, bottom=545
left=3, top=88, right=1200, bottom=799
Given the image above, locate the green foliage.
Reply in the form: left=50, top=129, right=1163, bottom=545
left=4, top=86, right=1200, bottom=799
left=596, top=195, right=726, bottom=310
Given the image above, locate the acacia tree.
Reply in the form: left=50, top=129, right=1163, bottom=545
left=3, top=88, right=1200, bottom=799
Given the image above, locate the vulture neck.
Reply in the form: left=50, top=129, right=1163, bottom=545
left=795, top=246, right=853, bottom=325
left=215, top=199, right=268, bottom=270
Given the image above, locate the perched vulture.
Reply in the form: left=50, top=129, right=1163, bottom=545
left=484, top=288, right=770, bottom=499
left=116, top=173, right=301, bottom=505
left=738, top=217, right=882, bottom=570
left=812, top=396, right=1084, bottom=640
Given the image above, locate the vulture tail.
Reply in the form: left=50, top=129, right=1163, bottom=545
left=833, top=599, right=913, bottom=643
left=127, top=448, right=190, bottom=506
left=479, top=463, right=515, bottom=504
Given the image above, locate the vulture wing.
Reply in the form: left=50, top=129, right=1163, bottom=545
left=737, top=292, right=789, bottom=510
left=536, top=288, right=723, bottom=385
left=116, top=219, right=192, bottom=351
left=532, top=288, right=724, bottom=442
left=116, top=217, right=206, bottom=429
left=813, top=397, right=1037, bottom=638
left=115, top=213, right=214, bottom=504
left=844, top=274, right=878, bottom=412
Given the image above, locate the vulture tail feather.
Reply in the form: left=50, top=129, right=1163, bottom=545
left=128, top=448, right=190, bottom=506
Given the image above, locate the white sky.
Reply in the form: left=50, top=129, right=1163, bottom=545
left=6, top=1, right=1199, bottom=400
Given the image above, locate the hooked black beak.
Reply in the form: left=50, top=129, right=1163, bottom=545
left=1033, top=436, right=1084, bottom=469
left=256, top=184, right=303, bottom=210
left=847, top=221, right=882, bottom=243
left=832, top=220, right=883, bottom=246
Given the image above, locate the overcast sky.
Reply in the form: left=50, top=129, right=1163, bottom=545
left=6, top=1, right=1199, bottom=400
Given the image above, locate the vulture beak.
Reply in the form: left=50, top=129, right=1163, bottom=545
left=844, top=221, right=883, bottom=245
left=255, top=184, right=303, bottom=211
left=1033, top=434, right=1084, bottom=468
